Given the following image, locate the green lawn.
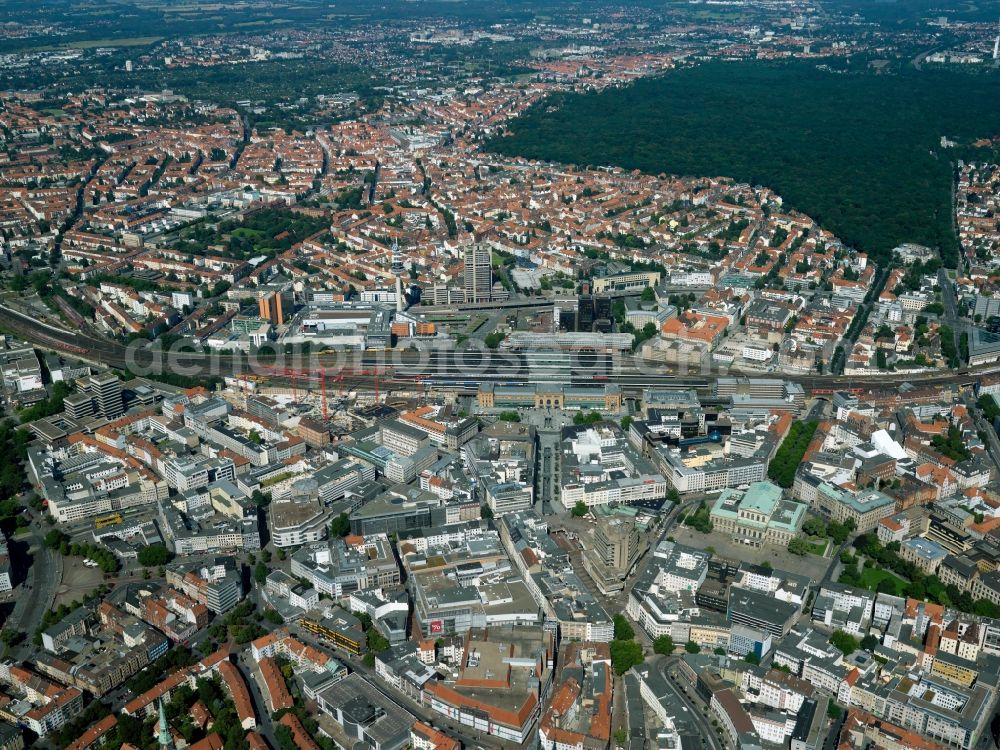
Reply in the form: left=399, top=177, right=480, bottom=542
left=467, top=315, right=489, bottom=333
left=859, top=567, right=908, bottom=596
left=231, top=227, right=265, bottom=239
left=426, top=315, right=469, bottom=324
left=805, top=538, right=828, bottom=556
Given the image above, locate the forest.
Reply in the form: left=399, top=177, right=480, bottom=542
left=0, top=56, right=378, bottom=105
left=489, top=62, right=1000, bottom=267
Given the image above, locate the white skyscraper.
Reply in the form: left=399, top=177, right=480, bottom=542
left=463, top=243, right=493, bottom=304
left=391, top=240, right=405, bottom=312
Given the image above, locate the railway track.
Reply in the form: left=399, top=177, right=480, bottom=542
left=0, top=303, right=992, bottom=394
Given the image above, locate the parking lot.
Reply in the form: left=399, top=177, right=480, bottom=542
left=53, top=555, right=105, bottom=607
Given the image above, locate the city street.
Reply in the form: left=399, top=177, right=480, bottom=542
left=938, top=267, right=964, bottom=355
left=234, top=651, right=279, bottom=748
left=655, top=657, right=728, bottom=750
left=7, top=526, right=62, bottom=656
left=964, top=394, right=1000, bottom=474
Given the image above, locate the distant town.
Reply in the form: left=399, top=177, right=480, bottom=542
left=1, top=3, right=1000, bottom=750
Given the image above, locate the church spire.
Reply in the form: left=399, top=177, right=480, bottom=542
left=158, top=698, right=174, bottom=749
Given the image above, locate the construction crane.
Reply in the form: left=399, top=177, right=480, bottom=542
left=320, top=369, right=329, bottom=420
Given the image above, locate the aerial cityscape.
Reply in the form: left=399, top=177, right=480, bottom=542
left=2, top=1, right=1000, bottom=750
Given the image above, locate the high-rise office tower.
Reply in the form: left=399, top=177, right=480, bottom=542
left=583, top=517, right=643, bottom=595
left=463, top=243, right=493, bottom=304
left=63, top=392, right=95, bottom=420
left=87, top=372, right=124, bottom=420
left=593, top=517, right=641, bottom=572
left=259, top=292, right=284, bottom=325
left=391, top=240, right=406, bottom=313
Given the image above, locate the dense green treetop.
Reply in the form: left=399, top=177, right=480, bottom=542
left=490, top=62, right=1000, bottom=267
